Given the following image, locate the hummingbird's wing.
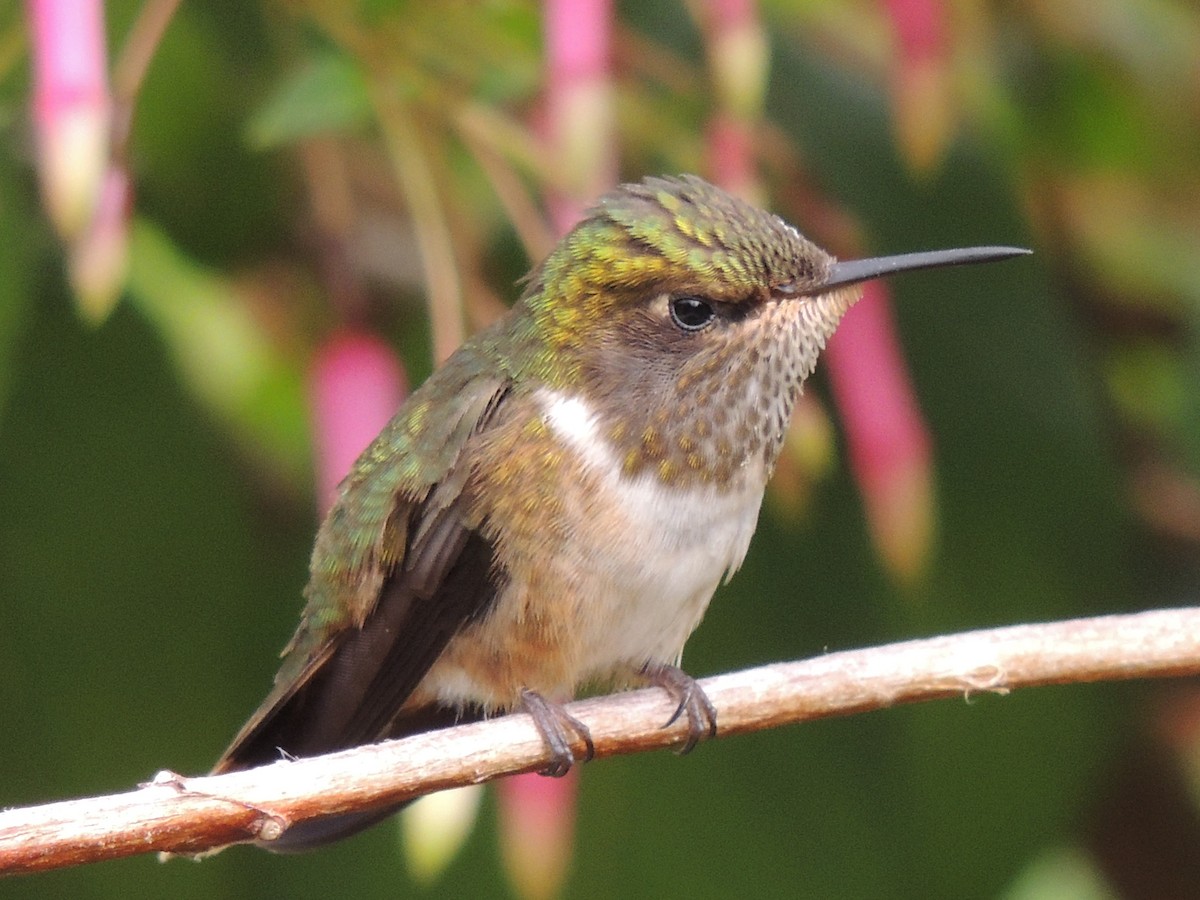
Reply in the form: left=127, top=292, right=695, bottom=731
left=213, top=364, right=514, bottom=775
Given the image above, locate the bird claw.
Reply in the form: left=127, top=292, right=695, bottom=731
left=640, top=663, right=718, bottom=755
left=520, top=689, right=595, bottom=777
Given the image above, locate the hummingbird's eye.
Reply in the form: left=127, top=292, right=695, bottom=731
left=669, top=295, right=716, bottom=332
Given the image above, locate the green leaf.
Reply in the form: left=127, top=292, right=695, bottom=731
left=247, top=53, right=372, bottom=149
left=124, top=218, right=310, bottom=484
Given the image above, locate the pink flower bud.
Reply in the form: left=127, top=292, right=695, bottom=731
left=883, top=0, right=953, bottom=174
left=542, top=0, right=615, bottom=234
left=309, top=331, right=408, bottom=512
left=498, top=770, right=578, bottom=900
left=28, top=0, right=111, bottom=238
left=825, top=281, right=935, bottom=583
left=400, top=786, right=485, bottom=884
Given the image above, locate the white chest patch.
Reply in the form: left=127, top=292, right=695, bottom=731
left=539, top=389, right=767, bottom=674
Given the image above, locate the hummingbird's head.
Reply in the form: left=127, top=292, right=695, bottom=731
left=515, top=175, right=860, bottom=488
left=524, top=175, right=852, bottom=350
left=510, top=175, right=1026, bottom=489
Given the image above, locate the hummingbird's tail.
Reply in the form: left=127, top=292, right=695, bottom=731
left=259, top=806, right=409, bottom=854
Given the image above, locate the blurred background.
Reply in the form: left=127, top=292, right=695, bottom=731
left=2, top=1, right=1200, bottom=897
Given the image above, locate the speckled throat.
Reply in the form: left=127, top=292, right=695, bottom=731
left=576, top=284, right=859, bottom=491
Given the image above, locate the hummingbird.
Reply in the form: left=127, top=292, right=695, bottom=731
left=213, top=174, right=1028, bottom=850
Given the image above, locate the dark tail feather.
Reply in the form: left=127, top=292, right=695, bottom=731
left=261, top=805, right=413, bottom=853
left=219, top=703, right=479, bottom=852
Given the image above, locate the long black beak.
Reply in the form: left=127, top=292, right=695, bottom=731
left=823, top=246, right=1031, bottom=291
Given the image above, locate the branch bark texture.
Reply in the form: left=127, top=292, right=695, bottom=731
left=3, top=607, right=1200, bottom=875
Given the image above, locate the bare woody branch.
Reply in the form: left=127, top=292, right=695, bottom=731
left=4, top=607, right=1200, bottom=876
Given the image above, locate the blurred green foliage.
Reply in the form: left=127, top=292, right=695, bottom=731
left=2, top=1, right=1199, bottom=898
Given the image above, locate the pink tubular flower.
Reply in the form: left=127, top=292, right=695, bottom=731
left=497, top=771, right=579, bottom=900
left=882, top=0, right=953, bottom=174
left=27, top=0, right=111, bottom=239
left=309, top=330, right=408, bottom=513
left=707, top=112, right=757, bottom=203
left=885, top=0, right=944, bottom=69
left=824, top=281, right=936, bottom=583
left=700, top=0, right=767, bottom=203
left=542, top=0, right=615, bottom=234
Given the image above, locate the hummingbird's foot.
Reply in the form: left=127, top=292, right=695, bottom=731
left=639, top=662, right=718, bottom=755
left=519, top=689, right=595, bottom=777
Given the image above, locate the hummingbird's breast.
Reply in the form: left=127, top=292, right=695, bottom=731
left=410, top=386, right=768, bottom=712
left=535, top=389, right=767, bottom=674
